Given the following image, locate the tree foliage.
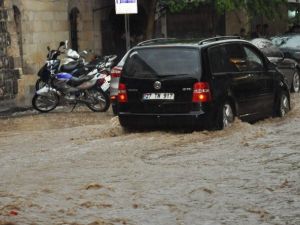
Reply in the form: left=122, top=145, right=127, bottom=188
left=146, top=0, right=288, bottom=38
left=160, top=0, right=287, bottom=18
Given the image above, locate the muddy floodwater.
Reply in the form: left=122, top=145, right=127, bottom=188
left=0, top=95, right=300, bottom=225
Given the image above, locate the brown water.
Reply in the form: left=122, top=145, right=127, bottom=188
left=0, top=94, right=300, bottom=225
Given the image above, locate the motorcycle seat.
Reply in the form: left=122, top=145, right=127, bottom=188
left=61, top=61, right=82, bottom=72
left=67, top=74, right=94, bottom=87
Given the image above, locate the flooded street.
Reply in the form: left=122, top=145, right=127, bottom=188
left=0, top=95, right=300, bottom=225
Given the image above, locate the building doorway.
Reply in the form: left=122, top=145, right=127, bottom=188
left=102, top=5, right=147, bottom=57
left=69, top=7, right=79, bottom=51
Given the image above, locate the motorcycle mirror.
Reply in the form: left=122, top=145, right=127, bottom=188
left=47, top=46, right=50, bottom=51
left=59, top=41, right=65, bottom=47
left=109, top=55, right=117, bottom=61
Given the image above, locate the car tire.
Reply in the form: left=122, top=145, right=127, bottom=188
left=291, top=71, right=300, bottom=93
left=216, top=101, right=235, bottom=130
left=119, top=117, right=134, bottom=131
left=276, top=91, right=290, bottom=117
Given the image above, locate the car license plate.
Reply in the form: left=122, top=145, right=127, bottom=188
left=143, top=93, right=174, bottom=100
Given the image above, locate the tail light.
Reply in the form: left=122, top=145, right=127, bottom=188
left=192, top=82, right=212, bottom=103
left=118, top=83, right=128, bottom=103
left=111, top=66, right=122, bottom=78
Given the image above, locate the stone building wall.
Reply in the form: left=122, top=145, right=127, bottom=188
left=225, top=7, right=289, bottom=38
left=6, top=0, right=97, bottom=75
left=0, top=0, right=20, bottom=110
left=0, top=0, right=100, bottom=110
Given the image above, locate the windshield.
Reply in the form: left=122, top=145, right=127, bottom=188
left=123, top=47, right=201, bottom=78
left=272, top=35, right=300, bottom=49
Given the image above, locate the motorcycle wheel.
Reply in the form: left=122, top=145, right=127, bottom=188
left=32, top=93, right=59, bottom=113
left=35, top=78, right=47, bottom=90
left=86, top=87, right=110, bottom=112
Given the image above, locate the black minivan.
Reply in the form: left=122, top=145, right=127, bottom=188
left=117, top=37, right=291, bottom=129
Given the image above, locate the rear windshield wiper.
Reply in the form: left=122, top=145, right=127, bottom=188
left=159, top=73, right=197, bottom=80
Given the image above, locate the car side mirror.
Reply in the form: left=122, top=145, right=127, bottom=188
left=283, top=52, right=291, bottom=58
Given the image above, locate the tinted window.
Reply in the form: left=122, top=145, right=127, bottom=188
left=225, top=44, right=247, bottom=72
left=223, top=44, right=264, bottom=72
left=208, top=45, right=239, bottom=74
left=123, top=47, right=200, bottom=78
left=243, top=46, right=264, bottom=71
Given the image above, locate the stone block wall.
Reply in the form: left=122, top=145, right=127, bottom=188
left=0, top=0, right=101, bottom=109
left=5, top=0, right=97, bottom=75
left=0, top=2, right=20, bottom=110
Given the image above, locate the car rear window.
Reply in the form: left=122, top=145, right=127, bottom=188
left=123, top=47, right=201, bottom=78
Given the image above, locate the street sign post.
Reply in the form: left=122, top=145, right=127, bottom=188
left=115, top=0, right=138, bottom=51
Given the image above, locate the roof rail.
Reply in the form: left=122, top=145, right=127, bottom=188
left=198, top=36, right=241, bottom=45
left=136, top=38, right=177, bottom=46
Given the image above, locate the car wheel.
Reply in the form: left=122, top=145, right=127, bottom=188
left=277, top=91, right=290, bottom=117
left=111, top=100, right=119, bottom=115
left=119, top=117, right=134, bottom=131
left=216, top=101, right=235, bottom=130
left=291, top=71, right=300, bottom=93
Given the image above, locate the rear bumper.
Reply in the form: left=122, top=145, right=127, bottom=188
left=118, top=111, right=209, bottom=128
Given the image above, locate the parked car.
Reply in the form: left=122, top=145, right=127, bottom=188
left=115, top=37, right=291, bottom=129
left=251, top=38, right=300, bottom=92
left=271, top=34, right=300, bottom=63
left=110, top=52, right=129, bottom=115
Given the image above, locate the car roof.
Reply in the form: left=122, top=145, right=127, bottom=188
left=132, top=37, right=253, bottom=50
left=272, top=33, right=300, bottom=38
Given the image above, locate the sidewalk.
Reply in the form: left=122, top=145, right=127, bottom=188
left=0, top=106, right=34, bottom=117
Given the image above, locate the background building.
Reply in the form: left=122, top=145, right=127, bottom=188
left=0, top=0, right=297, bottom=111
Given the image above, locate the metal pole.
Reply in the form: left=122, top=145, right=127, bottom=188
left=125, top=14, right=130, bottom=51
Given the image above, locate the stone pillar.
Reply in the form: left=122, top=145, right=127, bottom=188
left=0, top=1, right=20, bottom=109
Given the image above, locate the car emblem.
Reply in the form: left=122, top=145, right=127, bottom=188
left=154, top=81, right=161, bottom=90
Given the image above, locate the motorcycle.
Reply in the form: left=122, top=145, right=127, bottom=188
left=35, top=41, right=65, bottom=90
left=32, top=67, right=110, bottom=113
left=93, top=55, right=117, bottom=94
left=35, top=41, right=117, bottom=96
left=35, top=41, right=86, bottom=90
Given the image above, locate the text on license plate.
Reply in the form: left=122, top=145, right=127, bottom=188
left=143, top=93, right=175, bottom=100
